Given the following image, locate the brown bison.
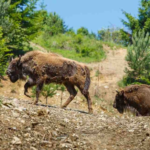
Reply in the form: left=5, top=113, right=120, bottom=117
left=6, top=51, right=93, bottom=113
left=113, top=84, right=150, bottom=116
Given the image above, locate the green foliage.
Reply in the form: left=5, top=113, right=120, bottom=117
left=118, top=75, right=150, bottom=87
left=74, top=34, right=83, bottom=44
left=58, top=85, right=65, bottom=92
left=31, top=84, right=59, bottom=104
left=43, top=12, right=68, bottom=37
left=0, top=27, right=11, bottom=79
left=0, top=0, right=45, bottom=56
left=0, top=0, right=12, bottom=32
left=33, top=33, right=106, bottom=63
left=42, top=84, right=59, bottom=104
left=125, top=30, right=150, bottom=78
left=98, top=27, right=124, bottom=45
left=121, top=0, right=150, bottom=44
left=121, top=30, right=150, bottom=86
left=77, top=27, right=89, bottom=36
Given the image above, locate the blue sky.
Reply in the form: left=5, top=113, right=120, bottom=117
left=37, top=0, right=140, bottom=33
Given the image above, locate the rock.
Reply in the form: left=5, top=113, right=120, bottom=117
left=24, top=133, right=30, bottom=138
left=12, top=112, right=20, bottom=118
left=64, top=118, right=70, bottom=123
left=30, top=147, right=38, bottom=150
left=60, top=143, right=73, bottom=149
left=11, top=137, right=22, bottom=145
left=70, top=133, right=79, bottom=141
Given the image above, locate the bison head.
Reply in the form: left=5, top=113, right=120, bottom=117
left=6, top=56, right=22, bottom=83
left=113, top=90, right=127, bottom=114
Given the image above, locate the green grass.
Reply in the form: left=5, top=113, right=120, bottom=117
left=32, top=33, right=123, bottom=63
left=50, top=49, right=105, bottom=63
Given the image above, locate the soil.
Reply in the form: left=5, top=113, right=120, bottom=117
left=0, top=45, right=150, bottom=150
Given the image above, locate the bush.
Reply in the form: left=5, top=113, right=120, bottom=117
left=31, top=84, right=59, bottom=104
left=125, top=30, right=150, bottom=79
left=0, top=27, right=11, bottom=79
left=119, top=30, right=150, bottom=86
left=33, top=32, right=106, bottom=63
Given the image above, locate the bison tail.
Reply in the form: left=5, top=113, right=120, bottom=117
left=83, top=66, right=90, bottom=94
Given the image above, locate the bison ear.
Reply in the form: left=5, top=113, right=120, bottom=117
left=116, top=90, right=124, bottom=96
left=120, top=90, right=124, bottom=96
left=17, top=55, right=22, bottom=67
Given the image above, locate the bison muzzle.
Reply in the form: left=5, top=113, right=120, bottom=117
left=6, top=51, right=93, bottom=113
left=113, top=84, right=150, bottom=116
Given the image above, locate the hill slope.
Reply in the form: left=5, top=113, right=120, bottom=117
left=0, top=44, right=150, bottom=149
left=0, top=97, right=150, bottom=150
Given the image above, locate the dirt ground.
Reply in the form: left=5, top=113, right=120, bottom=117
left=0, top=45, right=150, bottom=150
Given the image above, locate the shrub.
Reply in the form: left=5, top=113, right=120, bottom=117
left=125, top=30, right=150, bottom=80
left=31, top=84, right=59, bottom=104
left=0, top=27, right=11, bottom=80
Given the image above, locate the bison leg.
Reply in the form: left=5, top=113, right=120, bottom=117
left=83, top=92, right=93, bottom=114
left=34, top=81, right=44, bottom=105
left=61, top=84, right=77, bottom=109
left=78, top=86, right=93, bottom=114
left=24, top=78, right=36, bottom=98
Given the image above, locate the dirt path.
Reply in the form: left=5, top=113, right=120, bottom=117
left=88, top=48, right=127, bottom=109
left=89, top=48, right=127, bottom=85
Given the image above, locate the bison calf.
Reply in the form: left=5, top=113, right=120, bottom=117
left=6, top=51, right=93, bottom=113
left=113, top=84, right=150, bottom=116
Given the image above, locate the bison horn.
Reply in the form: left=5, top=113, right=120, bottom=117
left=116, top=90, right=119, bottom=94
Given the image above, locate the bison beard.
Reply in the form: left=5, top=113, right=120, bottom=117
left=113, top=84, right=150, bottom=116
left=6, top=51, right=93, bottom=113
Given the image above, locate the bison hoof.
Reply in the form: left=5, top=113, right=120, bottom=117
left=89, top=108, right=93, bottom=114
left=33, top=101, right=38, bottom=105
left=24, top=93, right=31, bottom=98
left=61, top=106, right=67, bottom=109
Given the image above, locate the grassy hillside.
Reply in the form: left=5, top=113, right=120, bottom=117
left=32, top=33, right=123, bottom=63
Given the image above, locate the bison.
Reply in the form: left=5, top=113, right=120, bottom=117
left=6, top=51, right=93, bottom=113
left=113, top=84, right=150, bottom=116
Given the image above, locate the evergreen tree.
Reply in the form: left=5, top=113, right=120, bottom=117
left=0, top=27, right=11, bottom=80
left=77, top=27, right=89, bottom=36
left=43, top=12, right=68, bottom=36
left=125, top=30, right=150, bottom=80
left=121, top=0, right=150, bottom=45
left=2, top=0, right=44, bottom=55
left=0, top=0, right=12, bottom=35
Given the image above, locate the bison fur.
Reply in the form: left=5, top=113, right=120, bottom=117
left=6, top=51, right=93, bottom=113
left=113, top=84, right=150, bottom=116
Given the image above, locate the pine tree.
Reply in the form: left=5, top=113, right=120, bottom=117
left=121, top=0, right=150, bottom=45
left=125, top=30, right=150, bottom=80
left=0, top=0, right=12, bottom=35
left=43, top=12, right=68, bottom=36
left=77, top=27, right=89, bottom=36
left=2, top=0, right=44, bottom=55
left=0, top=27, right=11, bottom=80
